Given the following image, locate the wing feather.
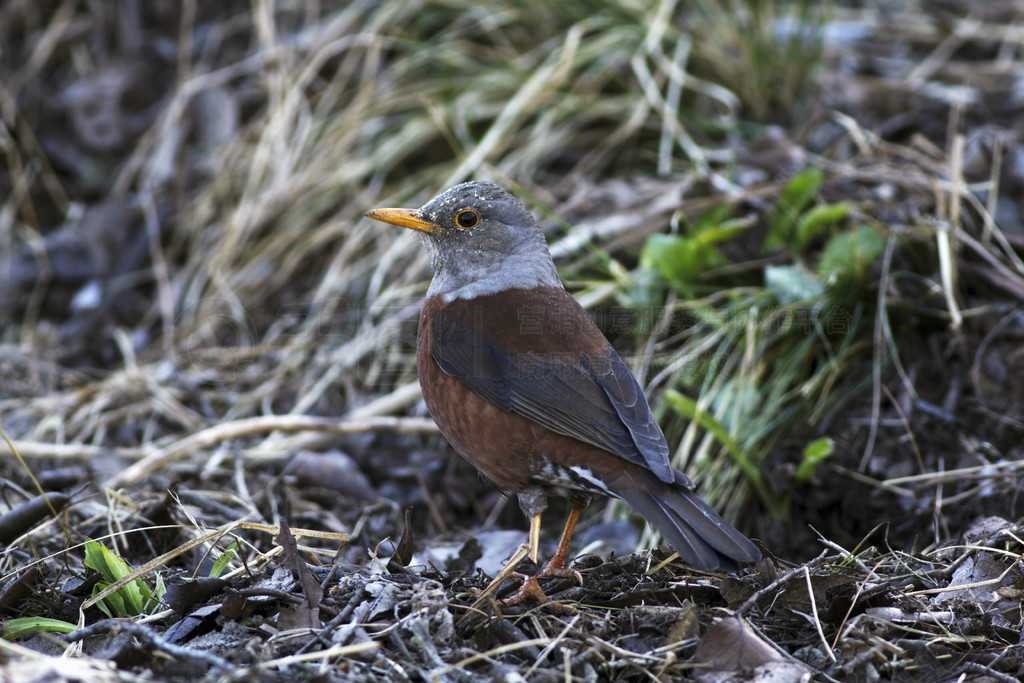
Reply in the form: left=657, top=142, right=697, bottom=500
left=431, top=313, right=674, bottom=482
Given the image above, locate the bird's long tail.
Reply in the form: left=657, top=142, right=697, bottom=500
left=615, top=474, right=760, bottom=571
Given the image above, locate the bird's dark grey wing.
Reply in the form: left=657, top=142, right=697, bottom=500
left=430, top=313, right=676, bottom=483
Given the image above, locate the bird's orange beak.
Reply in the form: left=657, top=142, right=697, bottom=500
left=365, top=208, right=441, bottom=234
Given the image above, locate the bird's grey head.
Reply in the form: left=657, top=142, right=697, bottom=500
left=366, top=181, right=562, bottom=301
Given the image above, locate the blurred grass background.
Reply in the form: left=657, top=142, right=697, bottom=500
left=2, top=0, right=1022, bottom=558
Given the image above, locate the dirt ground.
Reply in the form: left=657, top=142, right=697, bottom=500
left=1, top=1, right=1023, bottom=681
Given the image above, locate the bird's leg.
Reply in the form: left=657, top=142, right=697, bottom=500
left=528, top=512, right=541, bottom=563
left=537, top=505, right=582, bottom=577
left=501, top=504, right=585, bottom=607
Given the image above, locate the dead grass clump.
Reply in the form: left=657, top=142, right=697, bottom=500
left=0, top=0, right=1023, bottom=680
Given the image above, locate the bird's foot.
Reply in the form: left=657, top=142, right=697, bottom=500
left=499, top=557, right=583, bottom=609
left=500, top=574, right=549, bottom=607
left=533, top=556, right=585, bottom=586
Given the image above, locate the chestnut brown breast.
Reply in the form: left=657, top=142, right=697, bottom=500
left=417, top=286, right=675, bottom=496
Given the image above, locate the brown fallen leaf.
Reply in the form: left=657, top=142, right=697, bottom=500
left=275, top=491, right=323, bottom=632
left=694, top=617, right=783, bottom=671
left=387, top=507, right=415, bottom=573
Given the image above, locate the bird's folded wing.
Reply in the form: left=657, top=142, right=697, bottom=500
left=431, top=315, right=675, bottom=484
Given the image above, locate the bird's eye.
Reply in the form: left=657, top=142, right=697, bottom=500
left=455, top=209, right=479, bottom=230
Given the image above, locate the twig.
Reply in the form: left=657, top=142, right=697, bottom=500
left=105, top=415, right=438, bottom=488
left=859, top=235, right=896, bottom=472
left=905, top=557, right=1021, bottom=597
left=433, top=637, right=556, bottom=680
left=244, top=641, right=378, bottom=672
left=4, top=441, right=147, bottom=460
left=459, top=544, right=532, bottom=625
left=881, top=384, right=925, bottom=475
left=804, top=566, right=837, bottom=663
left=736, top=551, right=833, bottom=618
left=957, top=662, right=1020, bottom=683
left=884, top=459, right=1024, bottom=487
left=523, top=614, right=581, bottom=678
left=831, top=558, right=883, bottom=652
left=63, top=619, right=231, bottom=672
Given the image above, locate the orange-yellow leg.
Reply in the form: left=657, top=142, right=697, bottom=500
left=544, top=505, right=581, bottom=574
left=529, top=512, right=542, bottom=563
left=502, top=505, right=585, bottom=607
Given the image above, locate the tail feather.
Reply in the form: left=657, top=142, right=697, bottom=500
left=616, top=478, right=760, bottom=571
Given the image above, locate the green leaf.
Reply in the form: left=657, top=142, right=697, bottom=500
left=209, top=542, right=240, bottom=578
left=120, top=575, right=147, bottom=615
left=148, top=573, right=166, bottom=612
left=84, top=539, right=131, bottom=583
left=627, top=266, right=666, bottom=311
left=83, top=539, right=153, bottom=616
left=91, top=582, right=117, bottom=618
left=766, top=167, right=824, bottom=249
left=641, top=234, right=716, bottom=296
left=795, top=437, right=836, bottom=482
left=765, top=264, right=823, bottom=304
left=817, top=224, right=885, bottom=284
left=2, top=617, right=77, bottom=640
left=779, top=167, right=823, bottom=213
left=794, top=202, right=850, bottom=249
left=694, top=218, right=750, bottom=246
left=640, top=208, right=747, bottom=297
left=689, top=203, right=733, bottom=235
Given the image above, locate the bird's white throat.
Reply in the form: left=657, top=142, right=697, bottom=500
left=424, top=233, right=563, bottom=302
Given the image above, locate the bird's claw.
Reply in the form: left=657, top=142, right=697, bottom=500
left=499, top=575, right=574, bottom=613
left=500, top=562, right=581, bottom=610
left=568, top=568, right=584, bottom=586
left=519, top=566, right=583, bottom=585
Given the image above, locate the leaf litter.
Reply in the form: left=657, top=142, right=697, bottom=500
left=1, top=0, right=1023, bottom=680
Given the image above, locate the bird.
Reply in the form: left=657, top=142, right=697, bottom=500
left=366, top=181, right=760, bottom=602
